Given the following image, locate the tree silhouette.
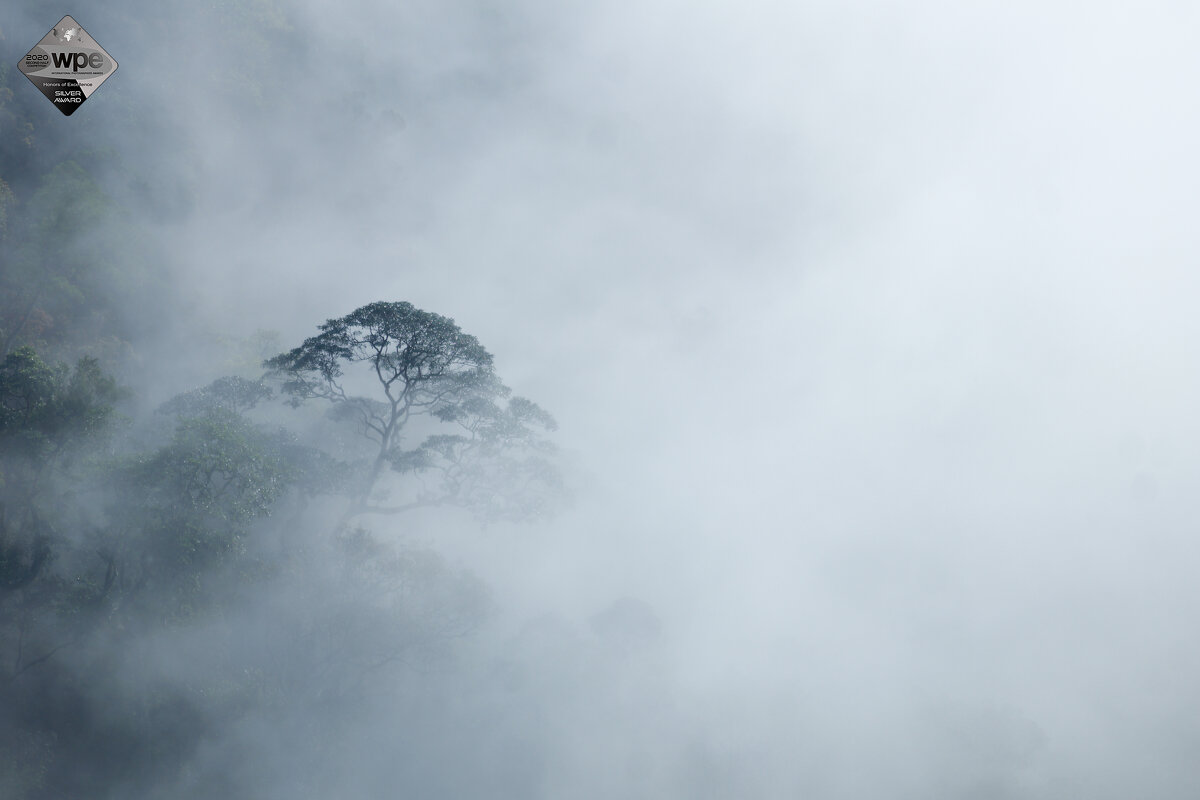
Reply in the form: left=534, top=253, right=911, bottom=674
left=265, top=301, right=561, bottom=523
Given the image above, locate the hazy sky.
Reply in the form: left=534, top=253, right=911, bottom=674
left=59, top=1, right=1200, bottom=795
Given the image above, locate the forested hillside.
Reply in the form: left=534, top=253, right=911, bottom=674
left=0, top=4, right=568, bottom=796
left=6, top=1, right=1197, bottom=798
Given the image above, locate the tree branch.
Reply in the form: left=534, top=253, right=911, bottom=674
left=357, top=498, right=449, bottom=516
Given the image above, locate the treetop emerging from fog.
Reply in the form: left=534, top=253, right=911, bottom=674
left=265, top=301, right=562, bottom=523
left=264, top=302, right=499, bottom=412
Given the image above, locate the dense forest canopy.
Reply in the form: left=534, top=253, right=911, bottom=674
left=0, top=287, right=560, bottom=796
left=0, top=4, right=573, bottom=796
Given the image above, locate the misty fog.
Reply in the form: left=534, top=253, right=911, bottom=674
left=3, top=1, right=1200, bottom=797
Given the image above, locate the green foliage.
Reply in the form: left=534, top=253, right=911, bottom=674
left=0, top=67, right=36, bottom=175
left=0, top=176, right=13, bottom=237
left=0, top=525, right=50, bottom=592
left=266, top=301, right=562, bottom=522
left=157, top=375, right=274, bottom=418
left=394, top=394, right=562, bottom=521
left=154, top=375, right=353, bottom=498
left=0, top=164, right=109, bottom=350
left=0, top=306, right=544, bottom=797
left=0, top=346, right=123, bottom=475
left=131, top=408, right=293, bottom=525
left=0, top=347, right=123, bottom=622
left=109, top=397, right=347, bottom=619
left=266, top=300, right=498, bottom=416
left=0, top=159, right=161, bottom=357
left=0, top=7, right=530, bottom=796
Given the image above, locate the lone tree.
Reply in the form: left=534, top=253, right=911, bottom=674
left=265, top=301, right=561, bottom=523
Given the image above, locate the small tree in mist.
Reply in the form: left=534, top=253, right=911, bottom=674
left=104, top=376, right=350, bottom=620
left=265, top=301, right=561, bottom=523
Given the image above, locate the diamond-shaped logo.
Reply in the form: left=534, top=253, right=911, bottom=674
left=18, top=16, right=118, bottom=116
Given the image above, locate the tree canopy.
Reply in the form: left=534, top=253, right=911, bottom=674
left=266, top=301, right=561, bottom=522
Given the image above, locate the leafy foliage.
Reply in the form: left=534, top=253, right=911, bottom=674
left=0, top=4, right=535, bottom=795
left=156, top=375, right=274, bottom=418
left=130, top=409, right=293, bottom=525
left=266, top=301, right=562, bottom=521
left=392, top=395, right=562, bottom=521
left=0, top=346, right=123, bottom=467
